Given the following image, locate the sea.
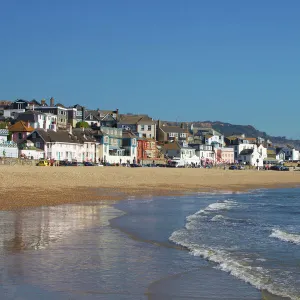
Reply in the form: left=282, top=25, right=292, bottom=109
left=0, top=188, right=299, bottom=299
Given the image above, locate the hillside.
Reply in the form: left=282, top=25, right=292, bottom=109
left=163, top=120, right=300, bottom=148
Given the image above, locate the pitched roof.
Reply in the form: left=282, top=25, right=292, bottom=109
left=8, top=121, right=34, bottom=132
left=122, top=130, right=137, bottom=138
left=162, top=142, right=181, bottom=151
left=239, top=149, right=254, bottom=155
left=16, top=110, right=43, bottom=123
left=160, top=126, right=187, bottom=133
left=276, top=147, right=284, bottom=155
left=118, top=115, right=154, bottom=125
left=84, top=110, right=117, bottom=121
left=31, top=128, right=97, bottom=144
left=163, top=141, right=193, bottom=151
left=72, top=128, right=97, bottom=143
left=28, top=100, right=41, bottom=106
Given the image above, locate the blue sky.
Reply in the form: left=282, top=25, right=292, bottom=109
left=0, top=0, right=299, bottom=138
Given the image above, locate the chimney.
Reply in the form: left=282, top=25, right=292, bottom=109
left=41, top=99, right=46, bottom=106
left=50, top=97, right=54, bottom=107
left=67, top=123, right=72, bottom=135
left=81, top=106, right=85, bottom=122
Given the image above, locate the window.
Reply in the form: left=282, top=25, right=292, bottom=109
left=141, top=125, right=145, bottom=131
left=36, top=142, right=41, bottom=148
left=169, top=133, right=175, bottom=137
left=18, top=133, right=22, bottom=140
left=147, top=125, right=151, bottom=131
left=180, top=133, right=186, bottom=138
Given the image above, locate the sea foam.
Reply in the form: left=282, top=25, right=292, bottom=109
left=270, top=229, right=300, bottom=245
left=169, top=229, right=298, bottom=300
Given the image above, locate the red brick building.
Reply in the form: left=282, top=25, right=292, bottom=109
left=137, top=138, right=163, bottom=164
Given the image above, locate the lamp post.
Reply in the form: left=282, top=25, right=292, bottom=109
left=141, top=140, right=144, bottom=166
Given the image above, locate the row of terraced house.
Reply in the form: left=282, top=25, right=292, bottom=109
left=0, top=98, right=299, bottom=166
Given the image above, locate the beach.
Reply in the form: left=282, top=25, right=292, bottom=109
left=0, top=165, right=300, bottom=210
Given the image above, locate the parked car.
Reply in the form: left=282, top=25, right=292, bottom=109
left=280, top=166, right=289, bottom=171
left=270, top=165, right=281, bottom=171
left=238, top=165, right=245, bottom=170
left=130, top=163, right=141, bottom=167
left=59, top=160, right=72, bottom=166
left=229, top=165, right=238, bottom=170
left=37, top=159, right=49, bottom=166
left=84, top=162, right=94, bottom=166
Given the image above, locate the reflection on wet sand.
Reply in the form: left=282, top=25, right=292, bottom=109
left=0, top=201, right=113, bottom=254
left=0, top=199, right=262, bottom=300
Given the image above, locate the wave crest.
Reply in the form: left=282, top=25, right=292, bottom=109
left=270, top=229, right=300, bottom=245
left=169, top=230, right=297, bottom=299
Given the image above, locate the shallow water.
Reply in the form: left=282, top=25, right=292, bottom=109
left=0, top=190, right=295, bottom=299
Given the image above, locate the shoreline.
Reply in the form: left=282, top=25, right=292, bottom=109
left=1, top=165, right=300, bottom=210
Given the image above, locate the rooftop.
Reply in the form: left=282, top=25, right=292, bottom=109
left=8, top=121, right=34, bottom=133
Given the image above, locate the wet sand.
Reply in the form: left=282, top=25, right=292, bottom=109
left=0, top=165, right=300, bottom=210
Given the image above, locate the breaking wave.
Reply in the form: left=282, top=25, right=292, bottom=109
left=170, top=230, right=298, bottom=300
left=270, top=229, right=300, bottom=245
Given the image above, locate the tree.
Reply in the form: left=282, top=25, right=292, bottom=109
left=75, top=121, right=89, bottom=128
left=0, top=122, right=8, bottom=129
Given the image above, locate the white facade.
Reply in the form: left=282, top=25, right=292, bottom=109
left=0, top=129, right=18, bottom=158
left=137, top=123, right=156, bottom=139
left=20, top=149, right=44, bottom=160
left=97, top=143, right=137, bottom=164
left=229, top=142, right=256, bottom=160
left=164, top=143, right=200, bottom=165
left=31, top=113, right=57, bottom=130
left=282, top=147, right=299, bottom=161
left=45, top=142, right=96, bottom=162
left=205, top=135, right=225, bottom=148
left=4, top=108, right=25, bottom=118
left=190, top=144, right=216, bottom=163
left=238, top=145, right=267, bottom=167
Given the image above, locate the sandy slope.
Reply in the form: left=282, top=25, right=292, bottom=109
left=0, top=165, right=299, bottom=210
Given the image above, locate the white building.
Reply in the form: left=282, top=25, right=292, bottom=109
left=190, top=126, right=225, bottom=148
left=16, top=111, right=57, bottom=130
left=189, top=144, right=216, bottom=164
left=24, top=127, right=97, bottom=162
left=238, top=144, right=267, bottom=167
left=0, top=129, right=18, bottom=158
left=282, top=146, right=299, bottom=161
left=162, top=141, right=200, bottom=165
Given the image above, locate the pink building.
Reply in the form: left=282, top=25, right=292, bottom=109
left=216, top=147, right=235, bottom=164
left=9, top=121, right=34, bottom=143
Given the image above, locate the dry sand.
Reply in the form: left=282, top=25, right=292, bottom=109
left=0, top=165, right=300, bottom=210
